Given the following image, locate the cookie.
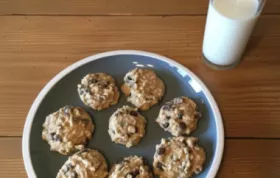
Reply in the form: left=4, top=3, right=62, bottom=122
left=121, top=68, right=165, bottom=110
left=153, top=137, right=206, bottom=178
left=156, top=96, right=202, bottom=136
left=57, top=149, right=108, bottom=178
left=42, top=106, right=94, bottom=155
left=109, top=156, right=153, bottom=178
left=77, top=73, right=120, bottom=110
left=108, top=105, right=146, bottom=147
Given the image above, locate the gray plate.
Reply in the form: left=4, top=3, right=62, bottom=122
left=23, top=50, right=224, bottom=178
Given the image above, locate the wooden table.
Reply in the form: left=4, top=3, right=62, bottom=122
left=1, top=0, right=280, bottom=177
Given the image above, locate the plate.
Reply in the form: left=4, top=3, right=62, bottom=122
left=23, top=50, right=224, bottom=178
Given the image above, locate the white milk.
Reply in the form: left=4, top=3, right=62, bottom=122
left=203, top=0, right=260, bottom=66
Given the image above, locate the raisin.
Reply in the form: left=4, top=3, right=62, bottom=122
left=178, top=112, right=184, bottom=119
left=157, top=147, right=166, bottom=155
left=130, top=111, right=138, bottom=117
left=162, top=122, right=169, bottom=128
left=179, top=122, right=186, bottom=130
left=157, top=162, right=164, bottom=171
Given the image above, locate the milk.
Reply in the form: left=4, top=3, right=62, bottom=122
left=202, top=0, right=263, bottom=67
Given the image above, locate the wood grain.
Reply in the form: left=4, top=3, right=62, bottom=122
left=1, top=138, right=280, bottom=178
left=0, top=138, right=25, bottom=178
left=0, top=0, right=279, bottom=15
left=0, top=16, right=280, bottom=137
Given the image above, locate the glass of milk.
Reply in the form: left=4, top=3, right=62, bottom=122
left=202, top=0, right=266, bottom=69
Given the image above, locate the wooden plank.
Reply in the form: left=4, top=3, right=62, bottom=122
left=0, top=16, right=280, bottom=137
left=0, top=138, right=26, bottom=178
left=0, top=0, right=279, bottom=15
left=1, top=138, right=280, bottom=178
left=218, top=139, right=280, bottom=178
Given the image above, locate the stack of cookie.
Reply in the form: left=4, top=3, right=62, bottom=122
left=42, top=68, right=206, bottom=178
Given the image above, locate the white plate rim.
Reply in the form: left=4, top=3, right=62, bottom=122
left=22, top=50, right=224, bottom=178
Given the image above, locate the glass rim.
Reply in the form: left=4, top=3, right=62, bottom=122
left=210, top=0, right=266, bottom=18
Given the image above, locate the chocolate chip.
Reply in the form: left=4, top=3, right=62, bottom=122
left=50, top=132, right=55, bottom=138
left=88, top=79, right=97, bottom=85
left=78, top=90, right=84, bottom=95
left=157, top=147, right=166, bottom=155
left=70, top=171, right=77, bottom=178
left=179, top=122, right=186, bottom=130
left=166, top=116, right=171, bottom=120
left=80, top=118, right=89, bottom=126
left=178, top=112, right=184, bottom=119
left=166, top=139, right=171, bottom=143
left=63, top=164, right=71, bottom=173
left=157, top=162, right=164, bottom=171
left=128, top=170, right=140, bottom=178
left=130, top=111, right=138, bottom=117
left=127, top=76, right=133, bottom=81
left=162, top=122, right=169, bottom=128
left=50, top=133, right=62, bottom=142
left=98, top=96, right=104, bottom=101
left=102, top=81, right=109, bottom=88
left=192, top=138, right=198, bottom=146
left=65, top=164, right=74, bottom=173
